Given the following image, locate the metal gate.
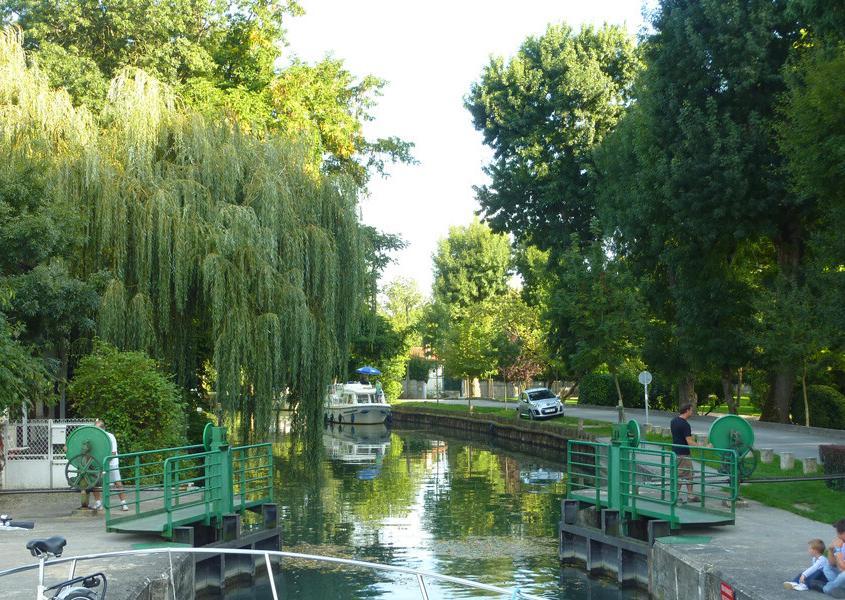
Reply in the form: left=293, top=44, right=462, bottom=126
left=1, top=419, right=94, bottom=490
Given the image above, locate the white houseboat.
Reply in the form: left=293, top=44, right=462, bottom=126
left=323, top=382, right=391, bottom=425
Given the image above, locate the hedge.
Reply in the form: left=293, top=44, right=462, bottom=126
left=578, top=372, right=643, bottom=408
left=791, top=385, right=845, bottom=430
left=819, top=445, right=845, bottom=491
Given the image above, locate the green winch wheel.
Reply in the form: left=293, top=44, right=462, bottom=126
left=203, top=422, right=215, bottom=451
left=626, top=419, right=641, bottom=448
left=708, top=415, right=754, bottom=454
left=66, top=453, right=102, bottom=490
left=709, top=414, right=757, bottom=480
left=65, top=425, right=112, bottom=490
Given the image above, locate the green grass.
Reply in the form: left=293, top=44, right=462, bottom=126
left=393, top=400, right=614, bottom=437
left=740, top=451, right=843, bottom=524
left=700, top=395, right=760, bottom=417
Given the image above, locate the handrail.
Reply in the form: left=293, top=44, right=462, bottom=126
left=0, top=548, right=545, bottom=600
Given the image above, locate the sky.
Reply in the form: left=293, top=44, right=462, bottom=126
left=285, top=1, right=647, bottom=296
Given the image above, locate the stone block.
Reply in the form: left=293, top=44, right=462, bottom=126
left=759, top=448, right=774, bottom=463
left=780, top=452, right=795, bottom=470
left=802, top=457, right=818, bottom=474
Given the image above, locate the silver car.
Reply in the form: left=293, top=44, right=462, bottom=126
left=516, top=387, right=564, bottom=420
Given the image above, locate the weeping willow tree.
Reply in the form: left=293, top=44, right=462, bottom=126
left=0, top=28, right=365, bottom=428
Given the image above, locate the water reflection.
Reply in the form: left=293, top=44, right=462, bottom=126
left=323, top=423, right=391, bottom=480
left=231, top=423, right=646, bottom=599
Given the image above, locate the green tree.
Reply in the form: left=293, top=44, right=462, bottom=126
left=596, top=0, right=801, bottom=418
left=381, top=277, right=426, bottom=337
left=492, top=290, right=545, bottom=395
left=432, top=221, right=510, bottom=310
left=2, top=2, right=413, bottom=182
left=1, top=0, right=300, bottom=107
left=348, top=312, right=407, bottom=401
left=68, top=341, right=186, bottom=452
left=438, top=300, right=500, bottom=396
left=466, top=22, right=640, bottom=247
left=428, top=221, right=510, bottom=396
left=270, top=59, right=415, bottom=186
left=0, top=29, right=364, bottom=428
left=547, top=232, right=644, bottom=407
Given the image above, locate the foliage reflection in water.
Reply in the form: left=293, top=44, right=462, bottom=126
left=227, top=421, right=646, bottom=599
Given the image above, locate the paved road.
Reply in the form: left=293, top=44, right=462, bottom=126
left=408, top=399, right=845, bottom=460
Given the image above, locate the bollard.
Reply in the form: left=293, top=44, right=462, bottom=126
left=578, top=419, right=584, bottom=433
left=802, top=457, right=818, bottom=474
left=780, top=452, right=795, bottom=470
left=759, top=448, right=774, bottom=464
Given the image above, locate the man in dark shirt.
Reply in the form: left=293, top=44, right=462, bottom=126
left=670, top=404, right=700, bottom=502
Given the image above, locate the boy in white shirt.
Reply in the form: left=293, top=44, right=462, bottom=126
left=784, top=539, right=828, bottom=591
left=91, top=418, right=129, bottom=512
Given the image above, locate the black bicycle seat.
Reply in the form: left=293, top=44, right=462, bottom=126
left=26, top=536, right=67, bottom=557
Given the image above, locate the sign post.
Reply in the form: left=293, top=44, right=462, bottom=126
left=638, top=371, right=653, bottom=425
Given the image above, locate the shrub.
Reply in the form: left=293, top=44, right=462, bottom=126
left=69, top=341, right=186, bottom=453
left=818, top=445, right=845, bottom=491
left=407, top=357, right=434, bottom=382
left=578, top=372, right=643, bottom=408
left=791, top=385, right=845, bottom=430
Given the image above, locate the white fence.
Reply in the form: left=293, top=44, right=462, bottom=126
left=1, top=419, right=94, bottom=490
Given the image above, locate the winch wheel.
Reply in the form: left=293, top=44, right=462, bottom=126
left=626, top=419, right=641, bottom=448
left=65, top=453, right=102, bottom=490
left=708, top=414, right=755, bottom=454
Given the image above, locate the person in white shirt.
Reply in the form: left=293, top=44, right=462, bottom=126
left=91, top=418, right=129, bottom=512
left=784, top=539, right=829, bottom=591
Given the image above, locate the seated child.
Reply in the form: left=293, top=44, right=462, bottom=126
left=784, top=539, right=828, bottom=591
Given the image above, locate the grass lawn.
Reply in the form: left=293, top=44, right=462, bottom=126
left=740, top=452, right=844, bottom=524
left=699, top=396, right=760, bottom=417
left=393, top=400, right=615, bottom=438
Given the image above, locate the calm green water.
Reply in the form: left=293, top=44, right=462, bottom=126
left=230, top=423, right=645, bottom=599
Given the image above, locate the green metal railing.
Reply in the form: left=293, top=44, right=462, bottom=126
left=102, top=440, right=274, bottom=538
left=566, top=441, right=610, bottom=507
left=102, top=444, right=205, bottom=526
left=566, top=438, right=739, bottom=528
left=232, top=443, right=274, bottom=511
left=638, top=440, right=739, bottom=516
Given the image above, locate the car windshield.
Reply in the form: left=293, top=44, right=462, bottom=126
left=528, top=389, right=556, bottom=401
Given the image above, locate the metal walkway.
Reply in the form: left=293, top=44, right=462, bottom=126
left=566, top=438, right=738, bottom=529
left=101, top=432, right=273, bottom=539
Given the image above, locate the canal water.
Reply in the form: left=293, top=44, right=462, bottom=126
left=230, top=423, right=645, bottom=599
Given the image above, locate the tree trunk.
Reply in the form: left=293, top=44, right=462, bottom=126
left=735, top=368, right=743, bottom=412
left=766, top=221, right=802, bottom=423
left=802, top=362, right=810, bottom=427
left=58, top=342, right=69, bottom=420
left=722, top=368, right=737, bottom=414
left=678, top=373, right=698, bottom=413
left=769, top=367, right=796, bottom=423
left=613, top=373, right=624, bottom=406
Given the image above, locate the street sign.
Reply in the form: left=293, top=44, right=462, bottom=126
left=638, top=371, right=652, bottom=424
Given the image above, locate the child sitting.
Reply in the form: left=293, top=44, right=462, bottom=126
left=784, top=539, right=828, bottom=591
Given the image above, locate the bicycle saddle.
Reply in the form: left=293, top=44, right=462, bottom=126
left=26, top=536, right=67, bottom=557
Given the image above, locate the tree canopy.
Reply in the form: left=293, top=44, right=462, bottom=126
left=466, top=23, right=640, bottom=247
left=0, top=27, right=366, bottom=427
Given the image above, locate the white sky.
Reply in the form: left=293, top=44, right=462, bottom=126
left=285, top=1, right=646, bottom=296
